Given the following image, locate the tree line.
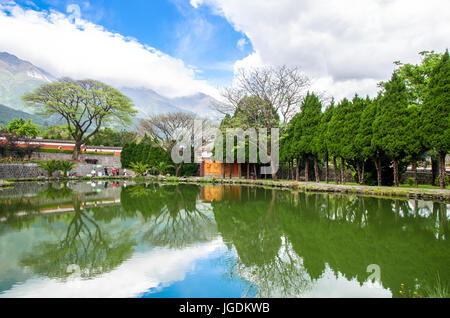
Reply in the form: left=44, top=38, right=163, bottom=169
left=280, top=50, right=449, bottom=189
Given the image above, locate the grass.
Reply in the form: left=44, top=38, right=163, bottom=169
left=423, top=274, right=450, bottom=298
left=399, top=184, right=450, bottom=190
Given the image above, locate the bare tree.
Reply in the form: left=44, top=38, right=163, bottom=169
left=138, top=112, right=208, bottom=176
left=216, top=65, right=310, bottom=127
left=213, top=65, right=309, bottom=180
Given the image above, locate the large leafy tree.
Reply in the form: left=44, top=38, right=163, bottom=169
left=373, top=72, right=410, bottom=187
left=422, top=50, right=450, bottom=189
left=23, top=79, right=137, bottom=160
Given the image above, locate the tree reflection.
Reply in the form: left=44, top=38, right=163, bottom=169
left=211, top=186, right=450, bottom=298
left=19, top=194, right=136, bottom=280
left=212, top=187, right=312, bottom=297
left=121, top=184, right=217, bottom=248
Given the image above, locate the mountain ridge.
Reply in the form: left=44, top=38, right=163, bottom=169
left=0, top=51, right=220, bottom=121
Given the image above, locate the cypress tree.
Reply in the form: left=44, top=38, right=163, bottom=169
left=422, top=50, right=450, bottom=189
left=373, top=72, right=410, bottom=187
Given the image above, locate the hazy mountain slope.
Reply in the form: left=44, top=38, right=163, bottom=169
left=0, top=52, right=55, bottom=110
left=170, top=93, right=220, bottom=120
left=0, top=103, right=66, bottom=127
left=119, top=87, right=187, bottom=118
left=0, top=52, right=221, bottom=121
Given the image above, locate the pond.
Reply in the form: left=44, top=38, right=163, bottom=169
left=0, top=181, right=449, bottom=298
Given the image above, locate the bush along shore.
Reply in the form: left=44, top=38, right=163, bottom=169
left=2, top=175, right=449, bottom=202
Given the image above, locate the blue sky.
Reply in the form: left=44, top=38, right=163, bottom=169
left=12, top=0, right=252, bottom=87
left=2, top=0, right=449, bottom=101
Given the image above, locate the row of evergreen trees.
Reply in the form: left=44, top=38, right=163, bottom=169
left=281, top=50, right=449, bottom=189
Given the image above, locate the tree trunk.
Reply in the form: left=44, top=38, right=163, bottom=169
left=292, top=160, right=295, bottom=181
left=440, top=152, right=446, bottom=190
left=175, top=162, right=183, bottom=177
left=247, top=163, right=250, bottom=179
left=229, top=163, right=232, bottom=179
left=375, top=157, right=382, bottom=186
left=271, top=157, right=278, bottom=180
left=393, top=159, right=399, bottom=187
left=287, top=161, right=291, bottom=180
left=431, top=156, right=439, bottom=186
left=314, top=156, right=320, bottom=183
left=72, top=142, right=82, bottom=160
left=333, top=156, right=339, bottom=184
left=412, top=161, right=418, bottom=188
left=222, top=163, right=225, bottom=179
left=305, top=158, right=309, bottom=182
left=253, top=164, right=257, bottom=179
left=325, top=153, right=329, bottom=184
left=340, top=157, right=346, bottom=185
left=296, top=158, right=300, bottom=181
left=356, top=161, right=362, bottom=185
left=361, top=161, right=365, bottom=185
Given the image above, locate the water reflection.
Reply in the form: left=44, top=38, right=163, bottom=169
left=0, top=182, right=448, bottom=298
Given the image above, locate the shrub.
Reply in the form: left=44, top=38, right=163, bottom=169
left=435, top=175, right=450, bottom=187
left=37, top=160, right=60, bottom=178
left=130, top=162, right=151, bottom=176
left=407, top=178, right=415, bottom=186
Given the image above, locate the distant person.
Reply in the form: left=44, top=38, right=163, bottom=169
left=104, top=167, right=108, bottom=176
left=116, top=169, right=120, bottom=176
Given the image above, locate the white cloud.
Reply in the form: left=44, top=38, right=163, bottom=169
left=236, top=38, right=247, bottom=51
left=192, top=0, right=450, bottom=101
left=1, top=239, right=224, bottom=298
left=0, top=2, right=220, bottom=99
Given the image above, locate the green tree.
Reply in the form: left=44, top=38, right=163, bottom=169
left=297, top=93, right=322, bottom=182
left=7, top=118, right=40, bottom=138
left=315, top=101, right=334, bottom=183
left=23, top=79, right=137, bottom=160
left=373, top=72, right=410, bottom=187
left=41, top=125, right=72, bottom=140
left=422, top=50, right=450, bottom=189
left=344, top=95, right=367, bottom=185
left=327, top=98, right=354, bottom=184
left=87, top=127, right=137, bottom=147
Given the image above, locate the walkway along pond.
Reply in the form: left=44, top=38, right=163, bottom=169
left=0, top=181, right=449, bottom=298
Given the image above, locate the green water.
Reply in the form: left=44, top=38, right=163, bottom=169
left=0, top=181, right=448, bottom=298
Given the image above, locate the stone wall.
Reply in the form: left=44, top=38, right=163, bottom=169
left=0, top=163, right=114, bottom=179
left=34, top=152, right=121, bottom=168
left=401, top=170, right=450, bottom=185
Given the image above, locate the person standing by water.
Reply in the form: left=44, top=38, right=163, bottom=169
left=104, top=167, right=108, bottom=176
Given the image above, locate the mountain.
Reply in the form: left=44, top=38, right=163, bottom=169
left=0, top=103, right=65, bottom=127
left=0, top=103, right=43, bottom=126
left=119, top=87, right=188, bottom=118
left=0, top=52, right=221, bottom=122
left=0, top=52, right=55, bottom=110
left=170, top=93, right=220, bottom=120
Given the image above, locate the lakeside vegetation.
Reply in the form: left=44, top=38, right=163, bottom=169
left=0, top=50, right=447, bottom=191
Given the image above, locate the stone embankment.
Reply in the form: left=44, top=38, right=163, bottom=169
left=154, top=176, right=450, bottom=202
